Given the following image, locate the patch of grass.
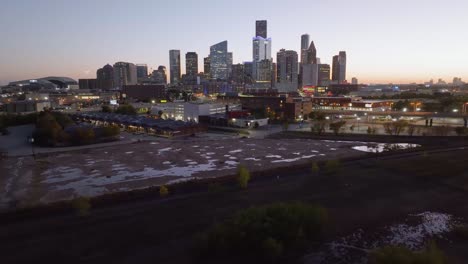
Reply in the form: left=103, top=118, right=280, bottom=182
left=238, top=165, right=251, bottom=189
left=311, top=162, right=320, bottom=175
left=452, top=225, right=468, bottom=240
left=324, top=160, right=341, bottom=175
left=369, top=241, right=447, bottom=264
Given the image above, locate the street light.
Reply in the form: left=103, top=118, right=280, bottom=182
left=357, top=117, right=361, bottom=132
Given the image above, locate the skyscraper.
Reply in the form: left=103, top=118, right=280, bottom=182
left=252, top=21, right=272, bottom=83
left=151, top=66, right=167, bottom=84
left=318, top=64, right=331, bottom=86
left=332, top=51, right=347, bottom=83
left=113, top=62, right=137, bottom=89
left=300, top=34, right=310, bottom=65
left=169, top=50, right=181, bottom=85
left=96, top=64, right=114, bottom=90
left=306, top=41, right=317, bottom=65
left=256, top=20, right=267, bottom=38
left=231, top=63, right=245, bottom=84
left=210, top=41, right=230, bottom=81
left=276, top=49, right=298, bottom=92
left=204, top=57, right=210, bottom=76
left=136, top=64, right=148, bottom=81
left=185, top=52, right=198, bottom=76
left=352, top=77, right=358, bottom=85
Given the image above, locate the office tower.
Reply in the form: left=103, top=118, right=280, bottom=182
left=302, top=64, right=319, bottom=86
left=169, top=50, right=181, bottom=85
left=96, top=64, right=114, bottom=89
left=151, top=66, right=167, bottom=84
left=227, top=52, right=233, bottom=77
left=318, top=64, right=331, bottom=86
left=256, top=20, right=267, bottom=38
left=300, top=34, right=310, bottom=65
left=252, top=21, right=272, bottom=83
left=204, top=57, right=211, bottom=76
left=243, top=62, right=254, bottom=84
left=185, top=52, right=198, bottom=76
left=113, top=62, right=137, bottom=89
left=332, top=51, right=347, bottom=83
left=231, top=63, right=245, bottom=84
left=271, top=62, right=277, bottom=87
left=306, top=41, right=317, bottom=64
left=210, top=41, right=230, bottom=81
left=276, top=49, right=298, bottom=92
left=136, top=64, right=148, bottom=79
left=352, top=77, right=358, bottom=85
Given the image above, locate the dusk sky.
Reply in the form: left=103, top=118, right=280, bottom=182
left=1, top=0, right=467, bottom=85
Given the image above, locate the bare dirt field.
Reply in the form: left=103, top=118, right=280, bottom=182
left=0, top=138, right=379, bottom=209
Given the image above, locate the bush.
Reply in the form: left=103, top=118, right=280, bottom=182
left=102, top=125, right=120, bottom=138
left=115, top=104, right=137, bottom=115
left=454, top=127, right=468, bottom=136
left=324, top=159, right=341, bottom=175
left=311, top=162, right=320, bottom=174
left=159, top=185, right=169, bottom=197
left=196, top=202, right=328, bottom=262
left=369, top=242, right=446, bottom=264
left=102, top=105, right=112, bottom=113
left=72, top=196, right=91, bottom=216
left=329, top=121, right=347, bottom=135
left=238, top=165, right=251, bottom=189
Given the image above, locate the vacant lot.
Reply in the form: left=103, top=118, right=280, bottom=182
left=0, top=138, right=377, bottom=210
left=0, top=147, right=468, bottom=264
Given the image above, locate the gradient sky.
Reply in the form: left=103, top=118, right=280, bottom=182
left=1, top=0, right=467, bottom=85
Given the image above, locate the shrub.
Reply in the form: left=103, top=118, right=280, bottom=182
left=197, top=202, right=328, bottom=262
left=329, top=121, right=347, bottom=135
left=368, top=242, right=446, bottom=264
left=324, top=159, right=341, bottom=175
left=238, top=165, right=251, bottom=189
left=311, top=162, right=320, bottom=174
left=454, top=127, right=468, bottom=136
left=72, top=196, right=91, bottom=216
left=159, top=185, right=169, bottom=197
left=115, top=104, right=137, bottom=115
left=102, top=105, right=112, bottom=113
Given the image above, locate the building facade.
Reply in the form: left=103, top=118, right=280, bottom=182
left=185, top=52, right=198, bottom=76
left=210, top=41, right=231, bottom=81
left=332, top=51, right=347, bottom=83
left=113, top=62, right=137, bottom=89
left=276, top=49, right=298, bottom=92
left=169, top=50, right=181, bottom=85
left=96, top=64, right=114, bottom=90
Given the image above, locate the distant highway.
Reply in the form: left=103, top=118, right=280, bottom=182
left=318, top=109, right=468, bottom=118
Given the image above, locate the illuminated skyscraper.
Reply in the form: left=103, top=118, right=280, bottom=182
left=169, top=50, right=181, bottom=85
left=252, top=20, right=272, bottom=83
left=209, top=41, right=230, bottom=81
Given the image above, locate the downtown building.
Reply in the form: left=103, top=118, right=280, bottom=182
left=276, top=49, right=298, bottom=93
left=169, top=50, right=181, bottom=85
left=251, top=20, right=273, bottom=89
left=332, top=51, right=347, bottom=84
left=113, top=62, right=137, bottom=89
left=96, top=64, right=114, bottom=90
left=209, top=41, right=232, bottom=81
left=183, top=52, right=199, bottom=85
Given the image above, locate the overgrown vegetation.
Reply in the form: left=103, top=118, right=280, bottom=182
left=195, top=202, right=328, bottom=263
left=329, top=120, right=347, bottom=135
left=159, top=185, right=169, bottom=197
left=368, top=242, right=447, bottom=264
left=383, top=120, right=408, bottom=136
left=237, top=165, right=251, bottom=189
left=115, top=104, right=137, bottom=115
left=72, top=196, right=91, bottom=216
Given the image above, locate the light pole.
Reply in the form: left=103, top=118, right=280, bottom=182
left=357, top=117, right=361, bottom=132
left=28, top=136, right=36, bottom=160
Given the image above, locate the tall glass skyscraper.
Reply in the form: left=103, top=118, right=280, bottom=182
left=169, top=50, right=181, bottom=85
left=300, top=34, right=310, bottom=65
left=276, top=49, right=298, bottom=92
left=209, top=41, right=230, bottom=81
left=185, top=52, right=198, bottom=76
left=256, top=20, right=267, bottom=38
left=332, top=51, right=346, bottom=83
left=113, top=62, right=137, bottom=89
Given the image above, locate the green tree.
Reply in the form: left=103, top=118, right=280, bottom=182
left=238, top=165, right=251, bottom=189
left=102, top=105, right=112, bottom=113
left=329, top=121, right=347, bottom=135
left=282, top=120, right=289, bottom=132
left=369, top=242, right=446, bottom=264
left=115, top=104, right=137, bottom=115
left=72, top=196, right=91, bottom=216
left=159, top=185, right=169, bottom=197
left=383, top=120, right=408, bottom=136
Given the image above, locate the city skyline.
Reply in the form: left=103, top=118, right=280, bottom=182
left=1, top=0, right=467, bottom=85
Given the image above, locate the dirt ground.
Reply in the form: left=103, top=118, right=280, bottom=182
left=0, top=148, right=468, bottom=264
left=0, top=138, right=378, bottom=210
